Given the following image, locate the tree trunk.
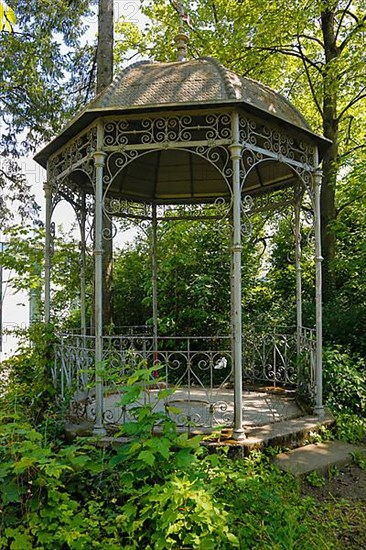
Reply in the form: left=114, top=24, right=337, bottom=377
left=97, top=0, right=114, bottom=329
left=320, top=8, right=339, bottom=303
left=97, top=0, right=114, bottom=95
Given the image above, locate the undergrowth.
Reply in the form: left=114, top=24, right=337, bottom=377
left=1, top=333, right=365, bottom=548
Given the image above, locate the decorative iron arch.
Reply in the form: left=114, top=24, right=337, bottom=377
left=38, top=59, right=328, bottom=439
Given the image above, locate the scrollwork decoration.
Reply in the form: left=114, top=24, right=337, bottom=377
left=103, top=113, right=232, bottom=149
left=239, top=115, right=315, bottom=169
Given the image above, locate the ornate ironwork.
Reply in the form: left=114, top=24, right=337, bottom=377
left=53, top=328, right=316, bottom=428
left=244, top=186, right=296, bottom=215
left=239, top=116, right=315, bottom=169
left=103, top=113, right=232, bottom=149
left=49, top=126, right=97, bottom=182
left=45, top=99, right=322, bottom=432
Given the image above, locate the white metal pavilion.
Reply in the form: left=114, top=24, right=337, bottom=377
left=35, top=56, right=330, bottom=439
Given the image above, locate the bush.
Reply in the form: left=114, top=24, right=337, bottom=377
left=0, top=323, right=56, bottom=426
left=323, top=346, right=366, bottom=416
left=0, top=366, right=336, bottom=549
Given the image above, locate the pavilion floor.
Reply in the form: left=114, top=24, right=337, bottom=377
left=73, top=387, right=304, bottom=433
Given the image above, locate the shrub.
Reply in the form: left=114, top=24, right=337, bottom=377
left=0, top=365, right=337, bottom=549
left=323, top=346, right=366, bottom=416
left=0, top=323, right=56, bottom=427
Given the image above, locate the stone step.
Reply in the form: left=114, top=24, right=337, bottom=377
left=65, top=412, right=336, bottom=458
left=244, top=412, right=335, bottom=448
left=204, top=413, right=335, bottom=456
left=273, top=440, right=364, bottom=476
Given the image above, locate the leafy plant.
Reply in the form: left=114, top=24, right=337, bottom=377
left=305, top=471, right=326, bottom=488
left=0, top=323, right=57, bottom=427
left=335, top=413, right=366, bottom=444
left=351, top=451, right=366, bottom=470
left=323, top=346, right=366, bottom=416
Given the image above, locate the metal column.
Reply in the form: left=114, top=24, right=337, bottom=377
left=93, top=144, right=107, bottom=436
left=79, top=192, right=87, bottom=337
left=313, top=169, right=324, bottom=416
left=44, top=180, right=52, bottom=324
left=294, top=188, right=303, bottom=355
left=229, top=111, right=245, bottom=440
left=151, top=203, right=158, bottom=362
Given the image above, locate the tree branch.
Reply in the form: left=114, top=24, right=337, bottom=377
left=234, top=44, right=324, bottom=73
left=84, top=46, right=97, bottom=103
left=335, top=1, right=354, bottom=41
left=339, top=143, right=366, bottom=160
left=297, top=37, right=323, bottom=117
left=337, top=191, right=366, bottom=214
left=337, top=88, right=366, bottom=121
left=296, top=33, right=324, bottom=48
left=338, top=13, right=366, bottom=53
left=211, top=2, right=219, bottom=27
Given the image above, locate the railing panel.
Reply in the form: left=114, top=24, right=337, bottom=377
left=53, top=328, right=316, bottom=427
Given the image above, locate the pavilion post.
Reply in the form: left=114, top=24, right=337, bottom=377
left=229, top=111, right=245, bottom=440
left=93, top=141, right=107, bottom=436
left=313, top=168, right=324, bottom=416
left=79, top=192, right=87, bottom=337
left=151, top=203, right=158, bottom=361
left=230, top=230, right=235, bottom=384
left=294, top=187, right=302, bottom=355
left=79, top=194, right=88, bottom=388
left=44, top=178, right=52, bottom=325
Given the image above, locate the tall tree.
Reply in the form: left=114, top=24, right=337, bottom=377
left=0, top=0, right=94, bottom=223
left=115, top=0, right=366, bottom=302
left=97, top=0, right=113, bottom=94
left=96, top=0, right=114, bottom=328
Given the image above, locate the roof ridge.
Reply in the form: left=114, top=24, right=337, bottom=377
left=199, top=56, right=239, bottom=100
left=240, top=74, right=310, bottom=129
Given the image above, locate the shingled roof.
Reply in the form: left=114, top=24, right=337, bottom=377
left=88, top=57, right=309, bottom=129
left=35, top=57, right=322, bottom=167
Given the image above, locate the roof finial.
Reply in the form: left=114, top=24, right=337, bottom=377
left=172, top=1, right=189, bottom=62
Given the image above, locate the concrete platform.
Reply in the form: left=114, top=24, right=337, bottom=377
left=273, top=440, right=364, bottom=476
left=66, top=390, right=336, bottom=456
left=201, top=412, right=335, bottom=456
left=82, top=387, right=304, bottom=429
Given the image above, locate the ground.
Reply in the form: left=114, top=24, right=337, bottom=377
left=301, top=462, right=366, bottom=548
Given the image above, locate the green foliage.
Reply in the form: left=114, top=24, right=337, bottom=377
left=0, top=413, right=122, bottom=549
left=113, top=215, right=263, bottom=336
left=0, top=0, right=94, bottom=223
left=113, top=243, right=150, bottom=328
left=335, top=413, right=366, bottom=444
left=351, top=450, right=366, bottom=469
left=151, top=219, right=232, bottom=335
left=0, top=224, right=86, bottom=324
left=322, top=159, right=366, bottom=355
left=0, top=323, right=57, bottom=426
left=0, top=1, right=16, bottom=32
left=305, top=471, right=326, bottom=488
left=304, top=426, right=334, bottom=445
left=0, top=360, right=339, bottom=549
left=323, top=346, right=366, bottom=416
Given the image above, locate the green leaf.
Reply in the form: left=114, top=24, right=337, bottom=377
left=227, top=532, right=240, bottom=547
left=0, top=2, right=16, bottom=32
left=175, top=449, right=196, bottom=469
left=41, top=462, right=72, bottom=479
left=1, top=479, right=22, bottom=504
left=165, top=405, right=182, bottom=415
left=13, top=456, right=37, bottom=473
left=138, top=450, right=155, bottom=466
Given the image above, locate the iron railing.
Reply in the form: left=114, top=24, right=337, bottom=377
left=53, top=327, right=316, bottom=428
